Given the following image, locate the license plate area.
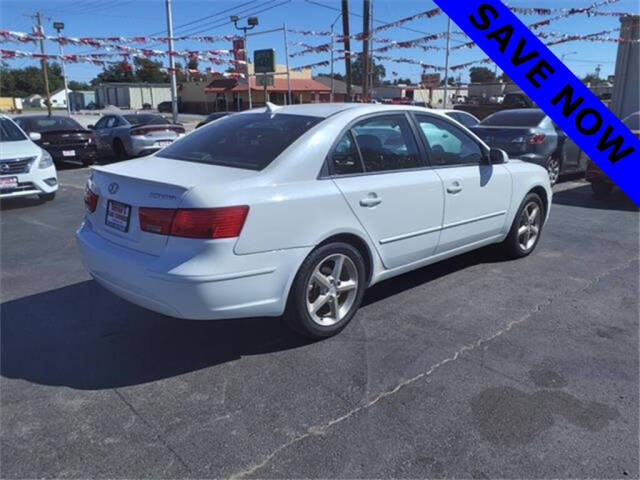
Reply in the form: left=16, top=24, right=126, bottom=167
left=0, top=177, right=18, bottom=190
left=155, top=141, right=172, bottom=147
left=105, top=200, right=131, bottom=232
left=62, top=150, right=76, bottom=157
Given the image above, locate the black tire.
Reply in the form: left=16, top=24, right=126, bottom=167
left=503, top=192, right=545, bottom=259
left=284, top=242, right=367, bottom=339
left=113, top=139, right=127, bottom=161
left=591, top=181, right=613, bottom=198
left=545, top=156, right=561, bottom=187
left=39, top=192, right=56, bottom=201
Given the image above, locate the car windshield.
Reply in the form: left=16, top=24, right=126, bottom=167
left=0, top=118, right=27, bottom=142
left=482, top=111, right=546, bottom=127
left=157, top=113, right=322, bottom=170
left=124, top=114, right=169, bottom=126
left=25, top=116, right=84, bottom=131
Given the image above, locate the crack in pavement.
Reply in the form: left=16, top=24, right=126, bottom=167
left=113, top=389, right=192, bottom=476
left=229, top=257, right=638, bottom=479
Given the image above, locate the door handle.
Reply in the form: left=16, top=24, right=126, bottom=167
left=446, top=181, right=463, bottom=194
left=359, top=193, right=382, bottom=207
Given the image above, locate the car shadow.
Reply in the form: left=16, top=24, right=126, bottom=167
left=0, top=196, right=47, bottom=211
left=1, top=245, right=508, bottom=391
left=553, top=184, right=638, bottom=212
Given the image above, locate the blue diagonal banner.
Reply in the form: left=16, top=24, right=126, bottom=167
left=433, top=1, right=639, bottom=205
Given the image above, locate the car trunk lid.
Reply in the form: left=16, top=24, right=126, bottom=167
left=88, top=157, right=256, bottom=256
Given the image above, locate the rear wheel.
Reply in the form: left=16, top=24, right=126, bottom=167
left=284, top=242, right=366, bottom=339
left=503, top=193, right=544, bottom=259
left=545, top=156, right=561, bottom=186
left=113, top=139, right=127, bottom=161
left=591, top=181, right=613, bottom=198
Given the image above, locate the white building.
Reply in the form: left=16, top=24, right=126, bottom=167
left=49, top=88, right=71, bottom=109
left=24, top=94, right=44, bottom=108
left=95, top=83, right=172, bottom=110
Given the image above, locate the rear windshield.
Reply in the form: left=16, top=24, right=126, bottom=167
left=157, top=113, right=322, bottom=170
left=21, top=116, right=83, bottom=131
left=0, top=118, right=27, bottom=142
left=124, top=114, right=169, bottom=126
left=482, top=111, right=546, bottom=127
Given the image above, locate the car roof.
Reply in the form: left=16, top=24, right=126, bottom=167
left=239, top=103, right=452, bottom=119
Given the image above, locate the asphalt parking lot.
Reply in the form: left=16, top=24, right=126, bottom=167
left=1, top=167, right=638, bottom=478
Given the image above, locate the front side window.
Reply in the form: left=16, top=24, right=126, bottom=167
left=0, top=118, right=27, bottom=142
left=157, top=113, right=322, bottom=170
left=351, top=115, right=421, bottom=172
left=416, top=115, right=484, bottom=166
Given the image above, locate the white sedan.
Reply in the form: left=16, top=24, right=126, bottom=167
left=77, top=104, right=551, bottom=339
left=0, top=114, right=58, bottom=201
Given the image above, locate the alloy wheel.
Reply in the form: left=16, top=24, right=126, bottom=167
left=517, top=201, right=541, bottom=252
left=306, top=253, right=359, bottom=327
left=547, top=158, right=560, bottom=186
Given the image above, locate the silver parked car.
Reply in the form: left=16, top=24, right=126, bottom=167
left=472, top=109, right=586, bottom=185
left=89, top=113, right=185, bottom=160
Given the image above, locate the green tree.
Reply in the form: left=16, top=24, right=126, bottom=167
left=68, top=80, right=91, bottom=91
left=0, top=62, right=64, bottom=97
left=469, top=66, right=497, bottom=83
left=91, top=61, right=135, bottom=85
left=350, top=55, right=386, bottom=87
left=582, top=73, right=608, bottom=86
left=134, top=58, right=169, bottom=83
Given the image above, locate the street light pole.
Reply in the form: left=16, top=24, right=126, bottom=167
left=53, top=22, right=71, bottom=116
left=232, top=16, right=258, bottom=110
left=165, top=0, right=179, bottom=123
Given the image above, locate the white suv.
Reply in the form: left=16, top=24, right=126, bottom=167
left=0, top=115, right=58, bottom=201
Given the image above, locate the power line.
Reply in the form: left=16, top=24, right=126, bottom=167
left=178, top=0, right=279, bottom=36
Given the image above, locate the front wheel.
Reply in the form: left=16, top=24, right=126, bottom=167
left=284, top=242, right=367, bottom=339
left=503, top=193, right=544, bottom=259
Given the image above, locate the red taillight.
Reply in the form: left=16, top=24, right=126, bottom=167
left=139, top=208, right=175, bottom=235
left=528, top=133, right=546, bottom=144
left=138, top=205, right=249, bottom=239
left=84, top=186, right=98, bottom=212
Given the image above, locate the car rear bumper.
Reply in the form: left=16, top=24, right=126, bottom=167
left=76, top=220, right=309, bottom=320
left=45, top=145, right=98, bottom=162
left=129, top=135, right=180, bottom=156
left=0, top=165, right=58, bottom=199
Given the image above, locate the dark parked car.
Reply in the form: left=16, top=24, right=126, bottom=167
left=472, top=109, right=586, bottom=186
left=13, top=115, right=97, bottom=166
left=157, top=100, right=183, bottom=113
left=196, top=112, right=232, bottom=129
left=586, top=111, right=639, bottom=197
left=89, top=113, right=185, bottom=160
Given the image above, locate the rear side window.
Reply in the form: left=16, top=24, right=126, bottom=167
left=416, top=115, right=484, bottom=166
left=351, top=115, right=422, bottom=172
left=332, top=131, right=363, bottom=175
left=157, top=113, right=322, bottom=170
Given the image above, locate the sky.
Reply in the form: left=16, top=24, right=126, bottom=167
left=1, top=0, right=638, bottom=85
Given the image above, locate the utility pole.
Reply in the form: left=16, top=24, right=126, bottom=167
left=341, top=0, right=352, bottom=102
left=165, top=0, right=179, bottom=123
left=29, top=12, right=52, bottom=116
left=232, top=16, right=258, bottom=109
left=283, top=23, right=292, bottom=105
left=362, top=0, right=370, bottom=102
left=329, top=12, right=342, bottom=103
left=53, top=22, right=70, bottom=115
left=443, top=17, right=451, bottom=109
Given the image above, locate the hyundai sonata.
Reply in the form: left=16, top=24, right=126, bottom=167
left=77, top=104, right=552, bottom=339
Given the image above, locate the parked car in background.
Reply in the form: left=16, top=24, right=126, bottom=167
left=586, top=111, right=639, bottom=197
left=13, top=115, right=97, bottom=167
left=157, top=100, right=183, bottom=113
left=442, top=109, right=480, bottom=129
left=472, top=109, right=586, bottom=185
left=0, top=115, right=57, bottom=201
left=77, top=103, right=551, bottom=339
left=89, top=113, right=185, bottom=160
left=195, top=112, right=231, bottom=128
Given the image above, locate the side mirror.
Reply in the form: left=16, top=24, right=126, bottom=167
left=489, top=148, right=508, bottom=164
left=87, top=124, right=95, bottom=130
left=29, top=132, right=41, bottom=142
